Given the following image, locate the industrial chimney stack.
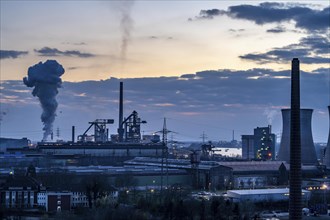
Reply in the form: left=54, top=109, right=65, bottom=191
left=118, top=82, right=124, bottom=142
left=72, top=126, right=75, bottom=143
left=289, top=58, right=302, bottom=220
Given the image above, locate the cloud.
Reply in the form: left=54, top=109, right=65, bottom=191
left=62, top=42, right=87, bottom=45
left=148, top=36, right=174, bottom=40
left=34, top=47, right=95, bottom=58
left=196, top=9, right=225, bottom=19
left=229, top=29, right=245, bottom=32
left=67, top=66, right=80, bottom=70
left=266, top=26, right=286, bottom=33
left=153, top=103, right=175, bottom=107
left=240, top=35, right=330, bottom=64
left=194, top=3, right=330, bottom=32
left=1, top=66, right=329, bottom=141
left=0, top=50, right=28, bottom=59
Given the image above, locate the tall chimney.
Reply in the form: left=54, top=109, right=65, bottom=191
left=72, top=126, right=75, bottom=143
left=289, top=58, right=302, bottom=220
left=324, top=106, right=330, bottom=168
left=118, top=82, right=124, bottom=142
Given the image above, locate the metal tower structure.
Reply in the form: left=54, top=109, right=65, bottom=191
left=289, top=58, right=302, bottom=220
left=122, top=111, right=146, bottom=142
left=78, top=119, right=114, bottom=142
left=157, top=118, right=172, bottom=192
left=200, top=131, right=207, bottom=144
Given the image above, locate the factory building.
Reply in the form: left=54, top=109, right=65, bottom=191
left=227, top=188, right=311, bottom=203
left=23, top=82, right=167, bottom=164
left=125, top=157, right=325, bottom=190
left=33, top=165, right=191, bottom=193
left=0, top=175, right=43, bottom=208
left=126, top=158, right=288, bottom=190
left=38, top=142, right=164, bottom=158
left=242, top=126, right=276, bottom=160
left=0, top=137, right=30, bottom=152
left=241, top=135, right=254, bottom=160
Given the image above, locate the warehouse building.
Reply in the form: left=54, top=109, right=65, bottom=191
left=227, top=188, right=311, bottom=203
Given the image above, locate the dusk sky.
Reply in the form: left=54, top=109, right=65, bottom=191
left=1, top=1, right=329, bottom=143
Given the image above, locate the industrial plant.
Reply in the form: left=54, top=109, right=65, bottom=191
left=1, top=58, right=330, bottom=219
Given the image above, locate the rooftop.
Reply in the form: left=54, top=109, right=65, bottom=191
left=228, top=188, right=309, bottom=195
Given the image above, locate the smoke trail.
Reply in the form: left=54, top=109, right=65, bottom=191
left=118, top=1, right=134, bottom=71
left=23, top=60, right=65, bottom=141
left=263, top=107, right=278, bottom=125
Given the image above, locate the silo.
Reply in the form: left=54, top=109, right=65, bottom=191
left=277, top=109, right=317, bottom=165
left=324, top=106, right=330, bottom=168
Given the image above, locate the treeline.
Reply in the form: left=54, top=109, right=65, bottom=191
left=60, top=191, right=258, bottom=220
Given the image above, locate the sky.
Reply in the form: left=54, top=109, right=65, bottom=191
left=0, top=0, right=329, bottom=143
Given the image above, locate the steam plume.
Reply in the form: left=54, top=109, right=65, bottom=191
left=263, top=108, right=277, bottom=125
left=119, top=1, right=134, bottom=69
left=23, top=60, right=65, bottom=141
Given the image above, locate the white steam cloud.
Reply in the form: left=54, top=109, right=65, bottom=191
left=263, top=108, right=278, bottom=125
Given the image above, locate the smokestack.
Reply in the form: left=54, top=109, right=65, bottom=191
left=277, top=109, right=317, bottom=164
left=72, top=126, right=75, bottom=143
left=324, top=106, right=330, bottom=168
left=289, top=58, right=302, bottom=220
left=23, top=60, right=65, bottom=141
left=118, top=82, right=124, bottom=142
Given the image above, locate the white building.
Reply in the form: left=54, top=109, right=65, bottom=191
left=227, top=188, right=311, bottom=203
left=37, top=188, right=118, bottom=210
left=72, top=191, right=88, bottom=208
left=37, top=192, right=47, bottom=207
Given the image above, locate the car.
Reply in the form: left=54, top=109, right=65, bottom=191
left=273, top=210, right=289, bottom=217
left=259, top=210, right=278, bottom=218
left=259, top=210, right=288, bottom=218
left=302, top=207, right=310, bottom=216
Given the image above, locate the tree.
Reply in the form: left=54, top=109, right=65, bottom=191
left=211, top=198, right=220, bottom=219
left=114, top=174, right=137, bottom=188
left=200, top=199, right=206, bottom=220
left=26, top=164, right=36, bottom=177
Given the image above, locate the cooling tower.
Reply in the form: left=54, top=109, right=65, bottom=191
left=324, top=106, right=330, bottom=168
left=277, top=109, right=317, bottom=165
